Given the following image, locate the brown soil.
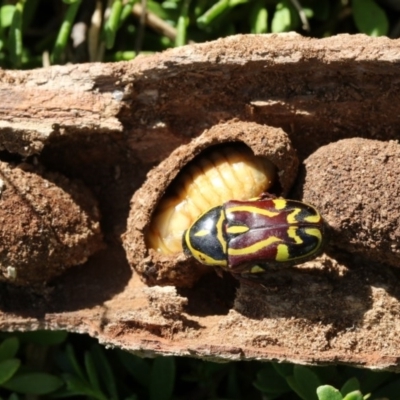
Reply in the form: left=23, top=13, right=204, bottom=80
left=0, top=162, right=103, bottom=286
left=300, top=138, right=400, bottom=268
left=1, top=33, right=400, bottom=370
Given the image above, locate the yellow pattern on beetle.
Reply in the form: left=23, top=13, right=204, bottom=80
left=287, top=226, right=303, bottom=244
left=272, top=199, right=287, bottom=210
left=287, top=208, right=301, bottom=224
left=226, top=225, right=250, bottom=235
left=182, top=196, right=326, bottom=277
left=184, top=228, right=227, bottom=267
left=276, top=244, right=290, bottom=261
left=227, top=236, right=282, bottom=256
left=281, top=227, right=324, bottom=263
left=304, top=214, right=322, bottom=223
left=225, top=205, right=279, bottom=218
left=305, top=227, right=323, bottom=246
left=249, top=265, right=266, bottom=273
left=216, top=209, right=227, bottom=254
left=194, top=229, right=210, bottom=237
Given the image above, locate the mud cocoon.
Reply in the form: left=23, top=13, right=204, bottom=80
left=0, top=162, right=103, bottom=286
left=301, top=138, right=400, bottom=268
left=123, top=121, right=299, bottom=287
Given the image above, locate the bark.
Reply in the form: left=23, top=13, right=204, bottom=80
left=1, top=33, right=400, bottom=370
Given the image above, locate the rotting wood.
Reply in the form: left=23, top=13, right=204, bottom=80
left=1, top=33, right=400, bottom=370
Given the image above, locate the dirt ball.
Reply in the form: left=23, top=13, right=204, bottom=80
left=301, top=138, right=400, bottom=267
left=123, top=120, right=299, bottom=287
left=0, top=162, right=104, bottom=286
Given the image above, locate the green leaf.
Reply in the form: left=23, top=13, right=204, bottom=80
left=52, top=0, right=82, bottom=64
left=317, top=385, right=343, bottom=400
left=342, top=390, right=364, bottom=400
left=0, top=359, right=20, bottom=384
left=22, top=0, right=40, bottom=30
left=7, top=0, right=24, bottom=67
left=311, top=366, right=340, bottom=384
left=147, top=2, right=174, bottom=21
left=254, top=364, right=291, bottom=394
left=62, top=373, right=105, bottom=398
left=2, top=373, right=63, bottom=395
left=90, top=345, right=118, bottom=400
left=117, top=350, right=151, bottom=387
left=17, top=331, right=68, bottom=346
left=340, top=367, right=392, bottom=394
left=341, top=378, right=360, bottom=396
left=249, top=1, right=268, bottom=34
left=272, top=362, right=294, bottom=378
left=352, top=0, right=388, bottom=36
left=123, top=396, right=138, bottom=400
left=119, top=0, right=136, bottom=28
left=0, top=337, right=19, bottom=362
left=175, top=0, right=190, bottom=47
left=370, top=377, right=400, bottom=399
left=287, top=366, right=322, bottom=400
left=197, top=0, right=229, bottom=28
left=271, top=2, right=290, bottom=32
left=0, top=5, right=15, bottom=28
left=271, top=0, right=299, bottom=33
left=105, top=0, right=123, bottom=49
left=149, top=357, right=175, bottom=400
left=229, top=0, right=249, bottom=6
left=65, top=344, right=86, bottom=381
left=84, top=352, right=101, bottom=393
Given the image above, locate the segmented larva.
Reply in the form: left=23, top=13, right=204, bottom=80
left=146, top=145, right=276, bottom=254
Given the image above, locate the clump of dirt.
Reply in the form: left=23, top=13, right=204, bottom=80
left=0, top=162, right=104, bottom=286
left=123, top=120, right=299, bottom=287
left=300, top=138, right=400, bottom=267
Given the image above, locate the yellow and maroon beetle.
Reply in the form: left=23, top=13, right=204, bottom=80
left=182, top=195, right=325, bottom=277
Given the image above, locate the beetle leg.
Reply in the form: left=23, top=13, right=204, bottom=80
left=258, top=192, right=277, bottom=200
left=214, top=267, right=224, bottom=278
left=232, top=272, right=270, bottom=289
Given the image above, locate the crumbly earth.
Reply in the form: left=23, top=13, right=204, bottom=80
left=1, top=34, right=400, bottom=370
left=0, top=162, right=104, bottom=286
left=299, top=138, right=400, bottom=268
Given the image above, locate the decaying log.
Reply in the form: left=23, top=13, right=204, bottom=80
left=1, top=33, right=400, bottom=370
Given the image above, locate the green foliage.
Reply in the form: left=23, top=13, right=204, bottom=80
left=2, top=372, right=63, bottom=395
left=352, top=0, right=389, bottom=36
left=271, top=0, right=300, bottom=33
left=52, top=0, right=82, bottom=63
left=0, top=332, right=67, bottom=397
left=287, top=365, right=322, bottom=399
left=249, top=1, right=268, bottom=34
left=7, top=0, right=24, bottom=67
left=149, top=357, right=175, bottom=400
left=0, top=337, right=19, bottom=361
left=253, top=363, right=400, bottom=400
left=0, top=0, right=397, bottom=68
left=0, top=333, right=399, bottom=399
left=0, top=359, right=21, bottom=385
left=104, top=0, right=123, bottom=49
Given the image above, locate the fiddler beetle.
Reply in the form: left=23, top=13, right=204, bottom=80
left=182, top=195, right=325, bottom=277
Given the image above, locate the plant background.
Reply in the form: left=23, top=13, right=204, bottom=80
left=1, top=0, right=400, bottom=399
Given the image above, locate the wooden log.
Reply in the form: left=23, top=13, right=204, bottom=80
left=1, top=33, right=400, bottom=370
